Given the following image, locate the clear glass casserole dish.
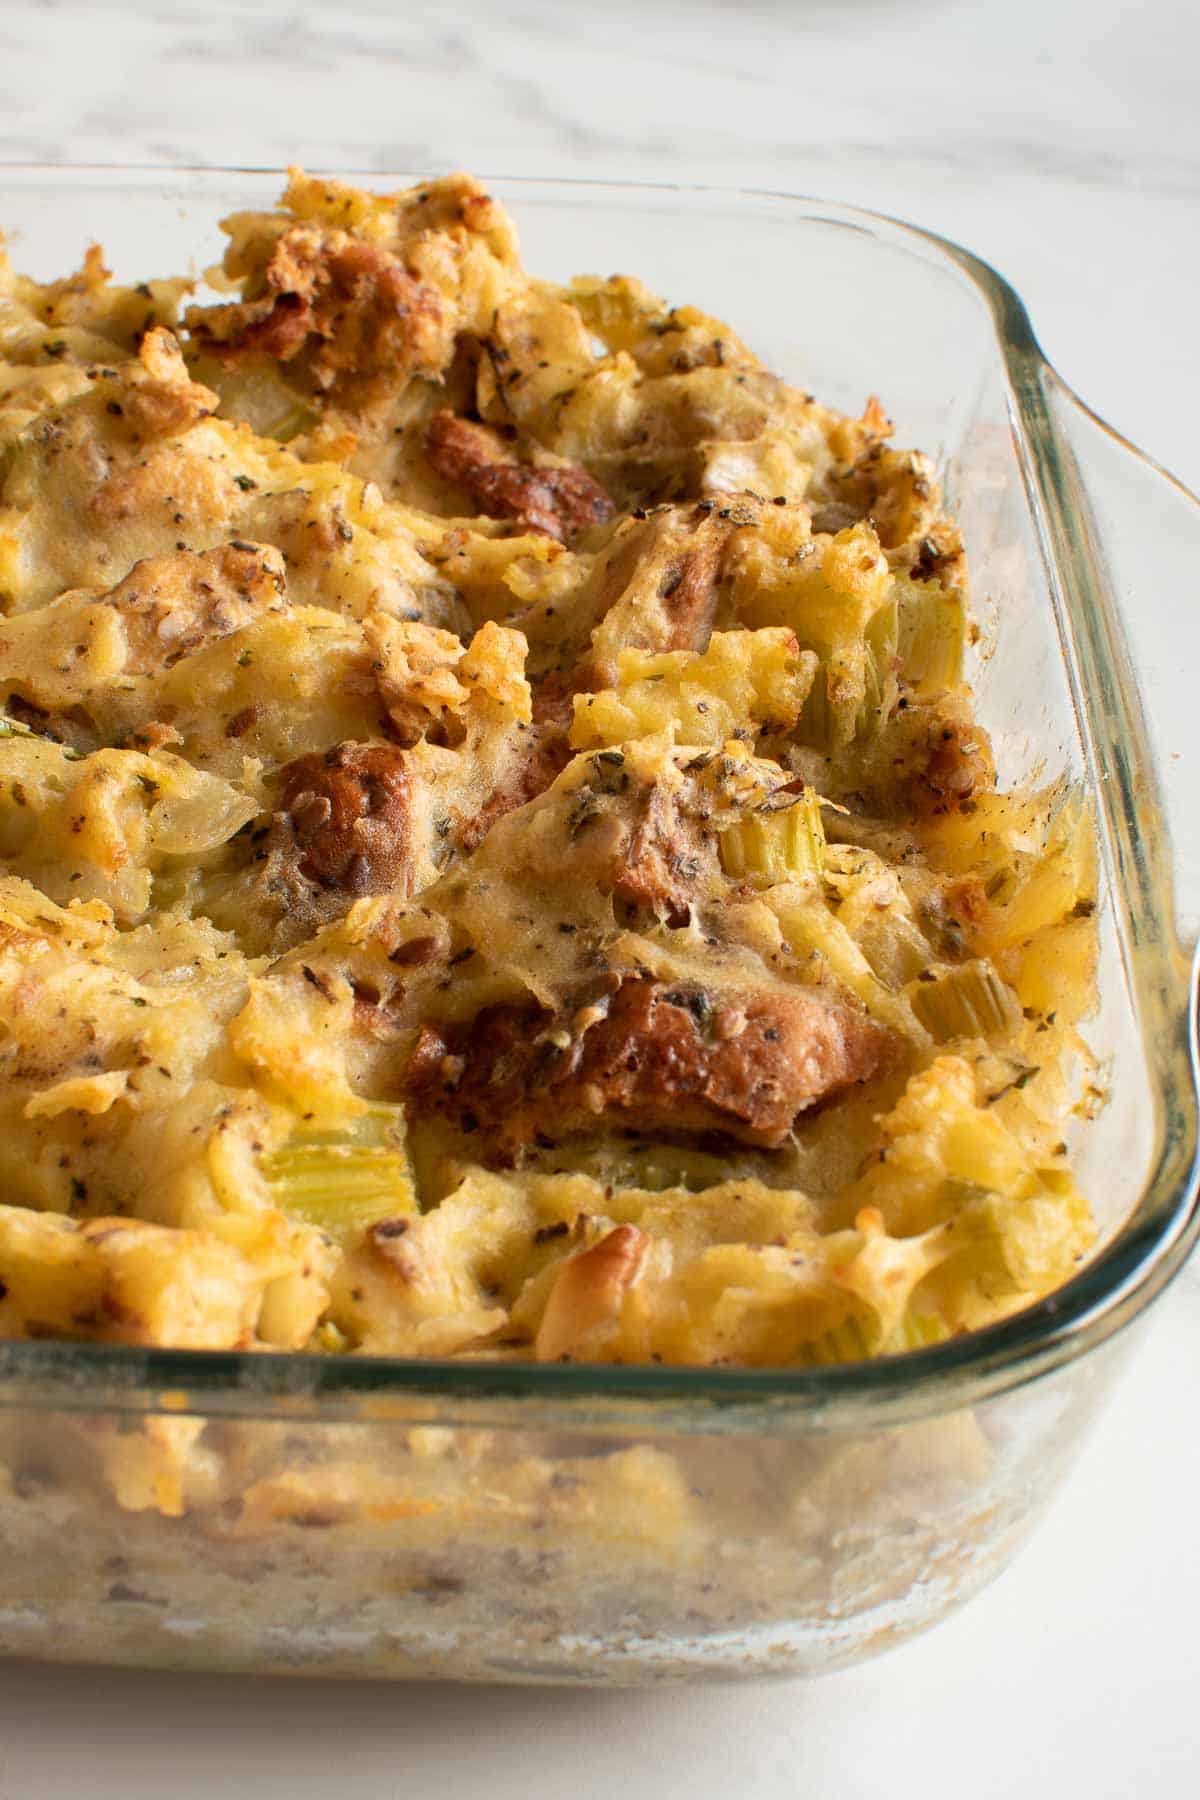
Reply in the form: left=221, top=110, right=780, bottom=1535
left=0, top=168, right=1196, bottom=1685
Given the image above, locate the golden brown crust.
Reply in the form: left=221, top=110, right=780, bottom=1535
left=277, top=742, right=414, bottom=895
left=105, top=541, right=287, bottom=664
left=424, top=409, right=615, bottom=543
left=404, top=976, right=892, bottom=1164
left=187, top=226, right=447, bottom=391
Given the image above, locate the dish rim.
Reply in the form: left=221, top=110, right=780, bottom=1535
left=0, top=165, right=1195, bottom=1432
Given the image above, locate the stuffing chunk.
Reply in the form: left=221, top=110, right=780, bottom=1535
left=404, top=976, right=893, bottom=1165
left=425, top=409, right=615, bottom=542
left=188, top=225, right=449, bottom=390
left=278, top=742, right=414, bottom=896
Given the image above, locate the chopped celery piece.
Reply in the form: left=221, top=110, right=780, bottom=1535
left=263, top=1102, right=417, bottom=1238
left=850, top=911, right=932, bottom=990
left=774, top=893, right=921, bottom=1038
left=950, top=1177, right=1091, bottom=1299
left=794, top=593, right=898, bottom=749
left=856, top=595, right=899, bottom=736
left=797, top=1304, right=949, bottom=1365
left=263, top=1143, right=417, bottom=1233
left=909, top=960, right=1022, bottom=1042
left=896, top=577, right=965, bottom=690
left=886, top=1310, right=952, bottom=1352
left=720, top=785, right=826, bottom=884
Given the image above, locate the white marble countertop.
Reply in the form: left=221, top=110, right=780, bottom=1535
left=0, top=1, right=1196, bottom=1794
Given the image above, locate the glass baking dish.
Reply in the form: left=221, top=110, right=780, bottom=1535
left=0, top=169, right=1196, bottom=1685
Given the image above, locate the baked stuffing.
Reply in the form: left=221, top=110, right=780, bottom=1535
left=0, top=170, right=1098, bottom=1371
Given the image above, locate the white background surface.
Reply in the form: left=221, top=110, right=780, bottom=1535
left=0, top=1, right=1197, bottom=1795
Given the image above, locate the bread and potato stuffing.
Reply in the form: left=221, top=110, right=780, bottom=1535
left=0, top=170, right=1098, bottom=1368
